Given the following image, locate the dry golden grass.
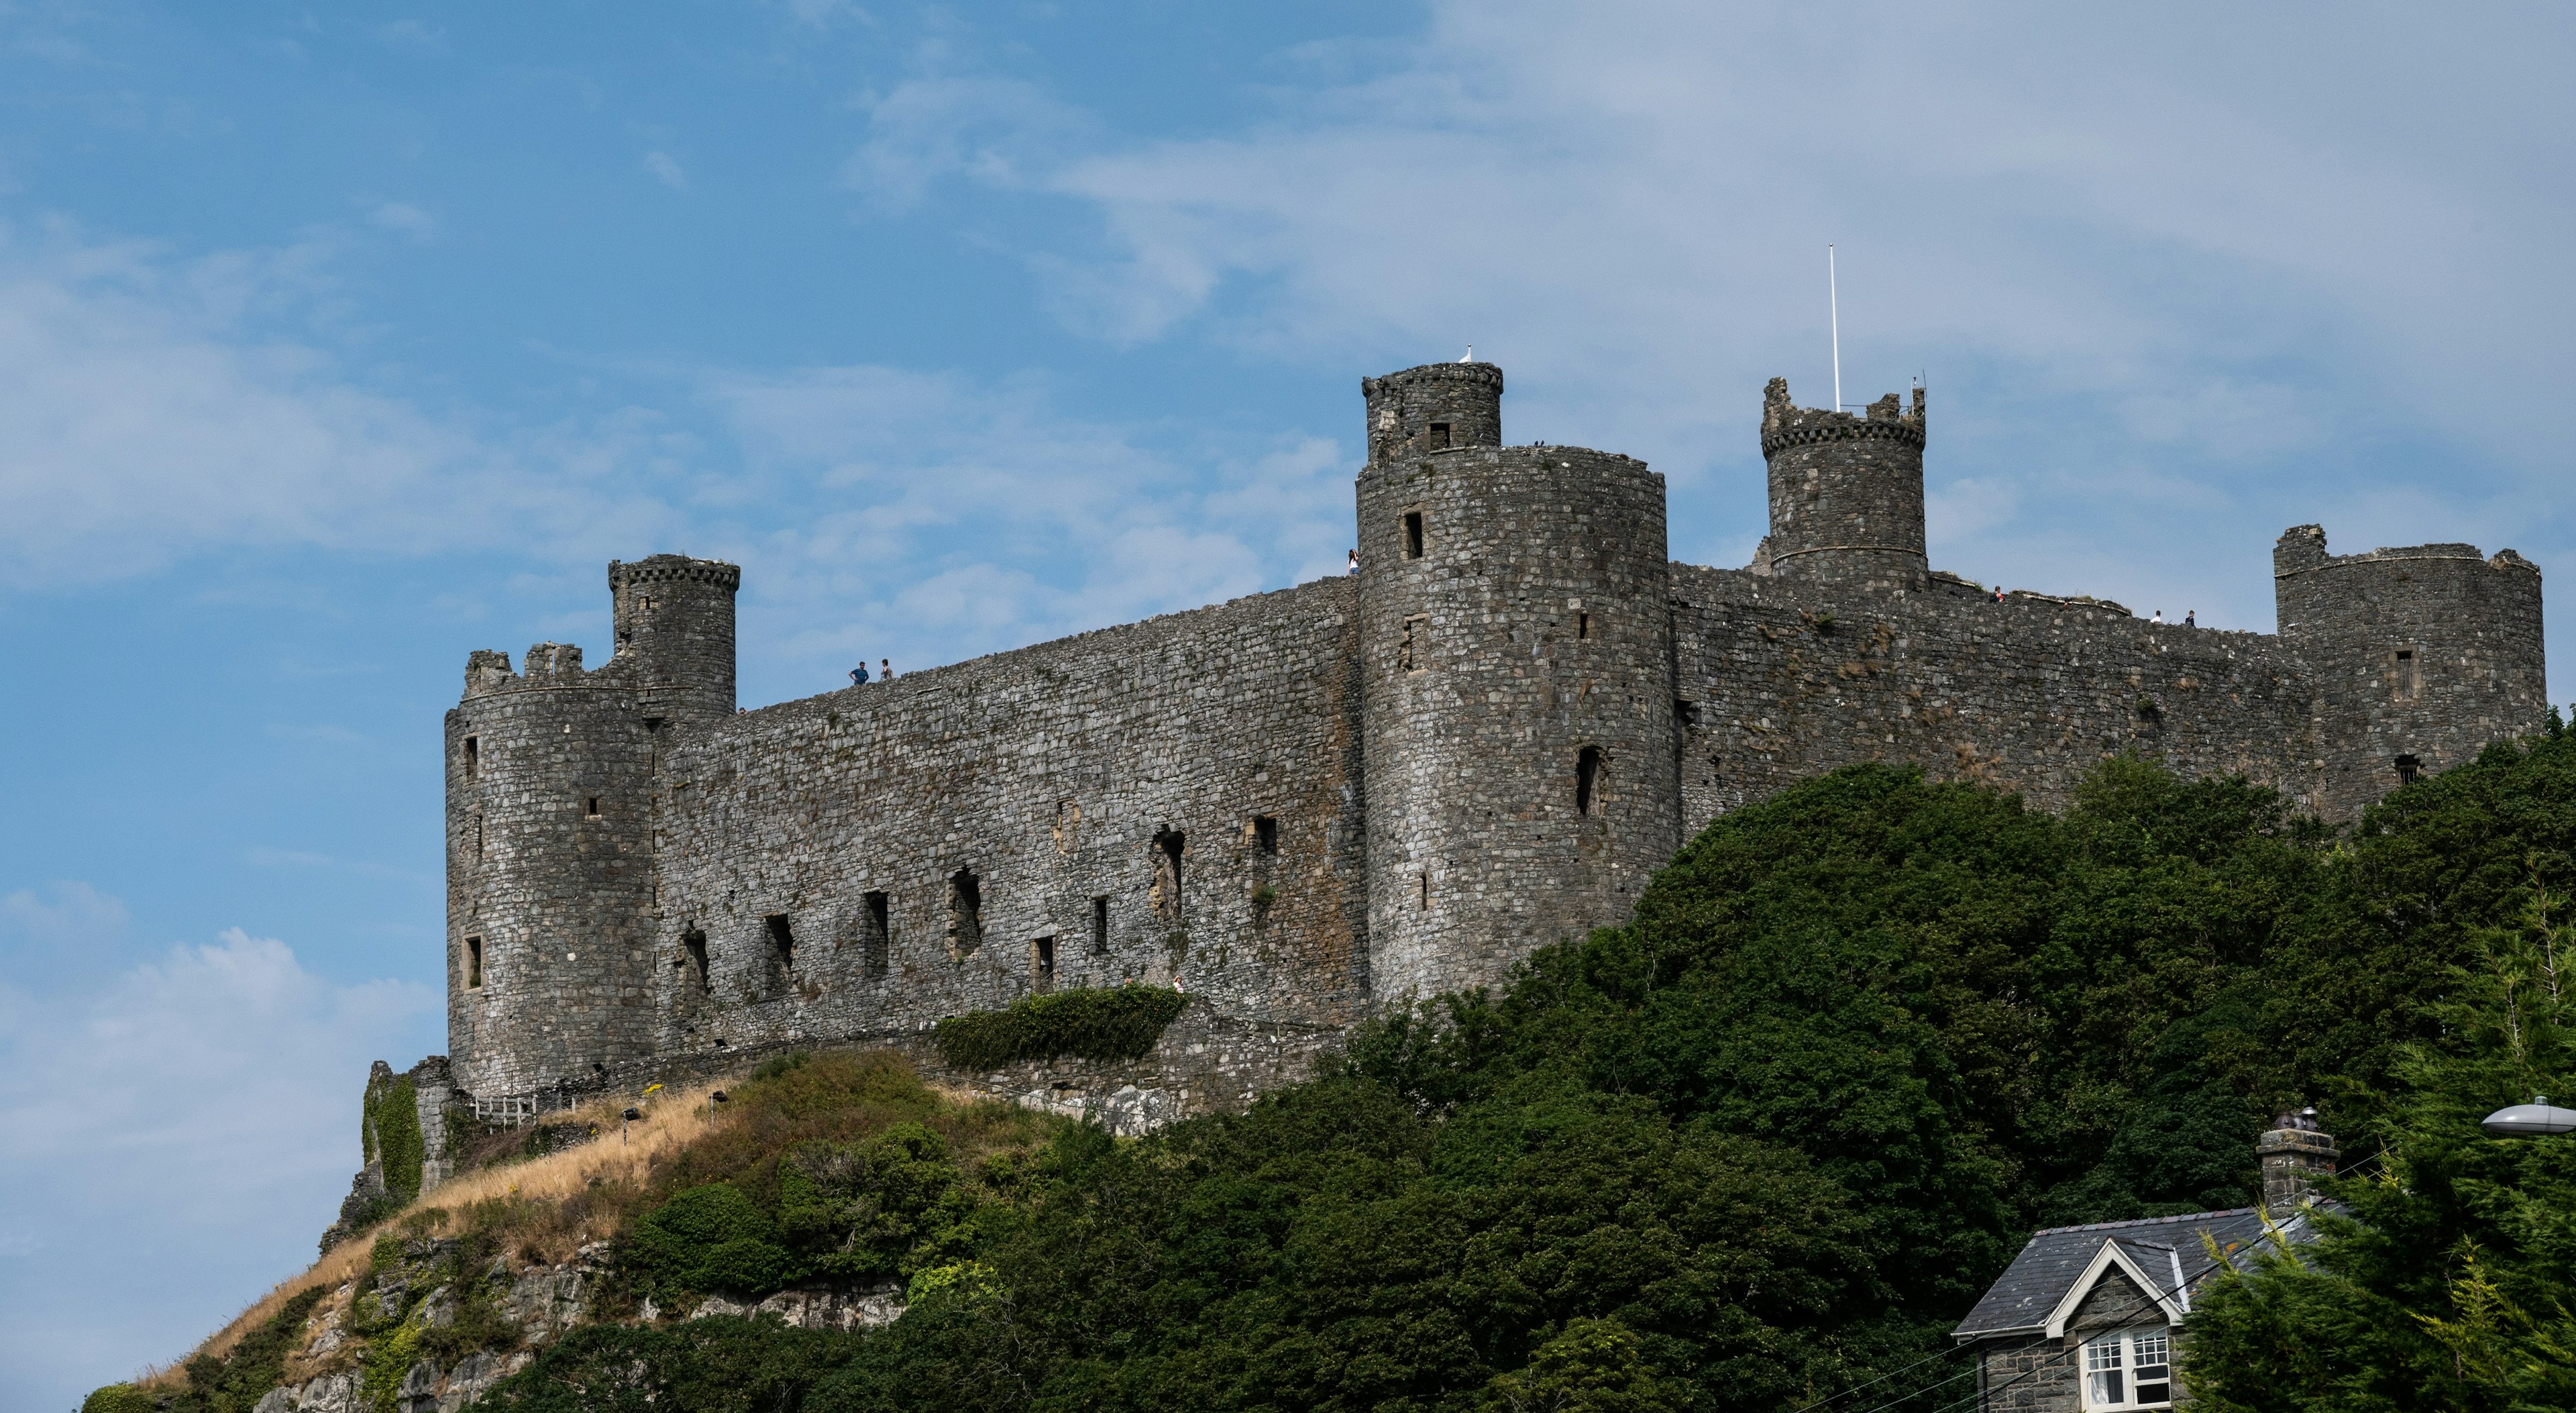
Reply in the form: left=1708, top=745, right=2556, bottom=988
left=146, top=1050, right=1063, bottom=1393
left=150, top=1073, right=749, bottom=1384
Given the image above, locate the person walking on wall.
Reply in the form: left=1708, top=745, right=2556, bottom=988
left=880, top=658, right=894, bottom=681
left=1348, top=549, right=1359, bottom=576
left=2184, top=610, right=2196, bottom=628
left=2153, top=609, right=2165, bottom=624
left=850, top=664, right=869, bottom=686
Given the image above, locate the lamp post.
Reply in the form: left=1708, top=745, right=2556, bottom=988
left=2481, top=1096, right=2576, bottom=1137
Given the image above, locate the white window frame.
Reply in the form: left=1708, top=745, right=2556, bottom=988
left=2080, top=1326, right=2174, bottom=1411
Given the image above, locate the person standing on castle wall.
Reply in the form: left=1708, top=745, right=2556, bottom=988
left=880, top=658, right=894, bottom=681
left=1348, top=549, right=1359, bottom=576
left=850, top=664, right=869, bottom=686
left=2153, top=609, right=2165, bottom=624
left=2185, top=610, right=2196, bottom=628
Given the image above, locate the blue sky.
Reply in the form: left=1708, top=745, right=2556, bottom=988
left=2, top=2, right=2571, bottom=1404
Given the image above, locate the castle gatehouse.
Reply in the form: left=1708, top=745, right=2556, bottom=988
left=435, top=360, right=2548, bottom=1118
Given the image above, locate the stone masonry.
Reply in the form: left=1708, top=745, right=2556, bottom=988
left=429, top=359, right=2549, bottom=1116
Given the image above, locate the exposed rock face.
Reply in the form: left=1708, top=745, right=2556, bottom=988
left=688, top=1280, right=908, bottom=1332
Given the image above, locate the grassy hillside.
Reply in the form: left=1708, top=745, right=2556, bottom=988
left=92, top=734, right=2576, bottom=1412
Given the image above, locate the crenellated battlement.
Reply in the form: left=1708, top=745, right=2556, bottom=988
left=1759, top=379, right=1927, bottom=456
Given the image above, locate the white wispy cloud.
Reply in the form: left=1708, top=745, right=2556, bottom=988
left=644, top=150, right=688, bottom=191
left=367, top=202, right=438, bottom=242
left=0, top=916, right=438, bottom=1402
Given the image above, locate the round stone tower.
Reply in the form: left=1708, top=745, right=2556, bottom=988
left=1356, top=362, right=1682, bottom=1004
left=445, top=555, right=740, bottom=1102
left=2273, top=525, right=2546, bottom=820
left=1760, top=378, right=1929, bottom=594
left=610, top=555, right=741, bottom=725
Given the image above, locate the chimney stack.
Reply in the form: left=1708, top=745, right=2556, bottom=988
left=2258, top=1107, right=2339, bottom=1214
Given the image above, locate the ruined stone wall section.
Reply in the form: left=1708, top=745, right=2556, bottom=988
left=2274, top=526, right=2548, bottom=819
left=1358, top=441, right=1682, bottom=1002
left=446, top=643, right=661, bottom=1098
left=645, top=577, right=1371, bottom=1069
left=1670, top=563, right=2321, bottom=828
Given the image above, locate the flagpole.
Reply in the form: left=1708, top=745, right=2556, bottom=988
left=1829, top=244, right=1842, bottom=412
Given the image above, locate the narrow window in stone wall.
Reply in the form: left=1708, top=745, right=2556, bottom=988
left=1417, top=871, right=1431, bottom=910
left=1428, top=422, right=1451, bottom=450
left=464, top=736, right=479, bottom=778
left=1577, top=611, right=1591, bottom=641
left=466, top=935, right=484, bottom=990
left=1398, top=615, right=1429, bottom=672
left=1576, top=745, right=1604, bottom=815
left=1254, top=815, right=1279, bottom=853
left=1091, top=895, right=1110, bottom=954
left=474, top=816, right=484, bottom=860
left=1153, top=831, right=1187, bottom=923
left=683, top=929, right=710, bottom=994
left=1403, top=511, right=1426, bottom=560
left=862, top=892, right=890, bottom=976
left=949, top=870, right=983, bottom=956
left=2395, top=753, right=2422, bottom=786
left=1032, top=935, right=1056, bottom=988
left=2395, top=648, right=2422, bottom=701
left=586, top=796, right=602, bottom=819
left=765, top=913, right=796, bottom=972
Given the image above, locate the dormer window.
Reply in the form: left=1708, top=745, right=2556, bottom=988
left=2082, top=1328, right=2172, bottom=1410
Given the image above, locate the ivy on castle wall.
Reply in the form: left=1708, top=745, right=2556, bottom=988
left=363, top=1074, right=425, bottom=1202
left=932, top=984, right=1189, bottom=1071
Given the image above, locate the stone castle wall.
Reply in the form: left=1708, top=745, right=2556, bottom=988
left=431, top=359, right=2549, bottom=1117
left=1671, top=564, right=2320, bottom=826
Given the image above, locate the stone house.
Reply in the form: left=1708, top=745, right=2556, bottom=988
left=1951, top=1111, right=2341, bottom=1410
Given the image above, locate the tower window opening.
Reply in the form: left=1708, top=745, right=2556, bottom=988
left=586, top=796, right=602, bottom=818
left=1576, top=745, right=1604, bottom=815
left=464, top=737, right=479, bottom=777
left=1577, top=612, right=1590, bottom=640
left=765, top=914, right=796, bottom=972
left=862, top=891, right=890, bottom=976
left=949, top=870, right=983, bottom=955
left=473, top=817, right=484, bottom=860
left=1417, top=871, right=1430, bottom=910
left=1032, top=935, right=1056, bottom=987
left=683, top=929, right=710, bottom=994
left=2395, top=648, right=2422, bottom=700
left=1153, top=831, right=1187, bottom=922
left=2396, top=753, right=2422, bottom=786
left=1091, top=895, right=1110, bottom=954
left=1398, top=615, right=1429, bottom=672
left=1253, top=815, right=1279, bottom=853
left=1403, top=511, right=1426, bottom=560
left=1428, top=422, right=1451, bottom=449
left=465, top=935, right=484, bottom=990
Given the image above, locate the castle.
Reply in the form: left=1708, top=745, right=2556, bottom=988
left=436, top=360, right=2548, bottom=1121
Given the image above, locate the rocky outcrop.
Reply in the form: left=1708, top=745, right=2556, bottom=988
left=687, top=1280, right=906, bottom=1332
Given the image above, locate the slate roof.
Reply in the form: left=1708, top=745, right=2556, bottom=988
left=1951, top=1206, right=2319, bottom=1340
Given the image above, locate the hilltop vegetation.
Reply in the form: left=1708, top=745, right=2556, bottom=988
left=95, top=732, right=2576, bottom=1412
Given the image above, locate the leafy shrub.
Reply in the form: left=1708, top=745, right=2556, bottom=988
left=155, top=1285, right=329, bottom=1413
left=753, top=1051, right=812, bottom=1082
left=777, top=1122, right=976, bottom=1280
left=625, top=1184, right=794, bottom=1297
left=931, top=984, right=1188, bottom=1071
left=78, top=1385, right=156, bottom=1413
left=474, top=1315, right=867, bottom=1413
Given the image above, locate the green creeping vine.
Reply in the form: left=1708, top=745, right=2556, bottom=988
left=932, top=983, right=1188, bottom=1071
left=364, top=1074, right=425, bottom=1203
